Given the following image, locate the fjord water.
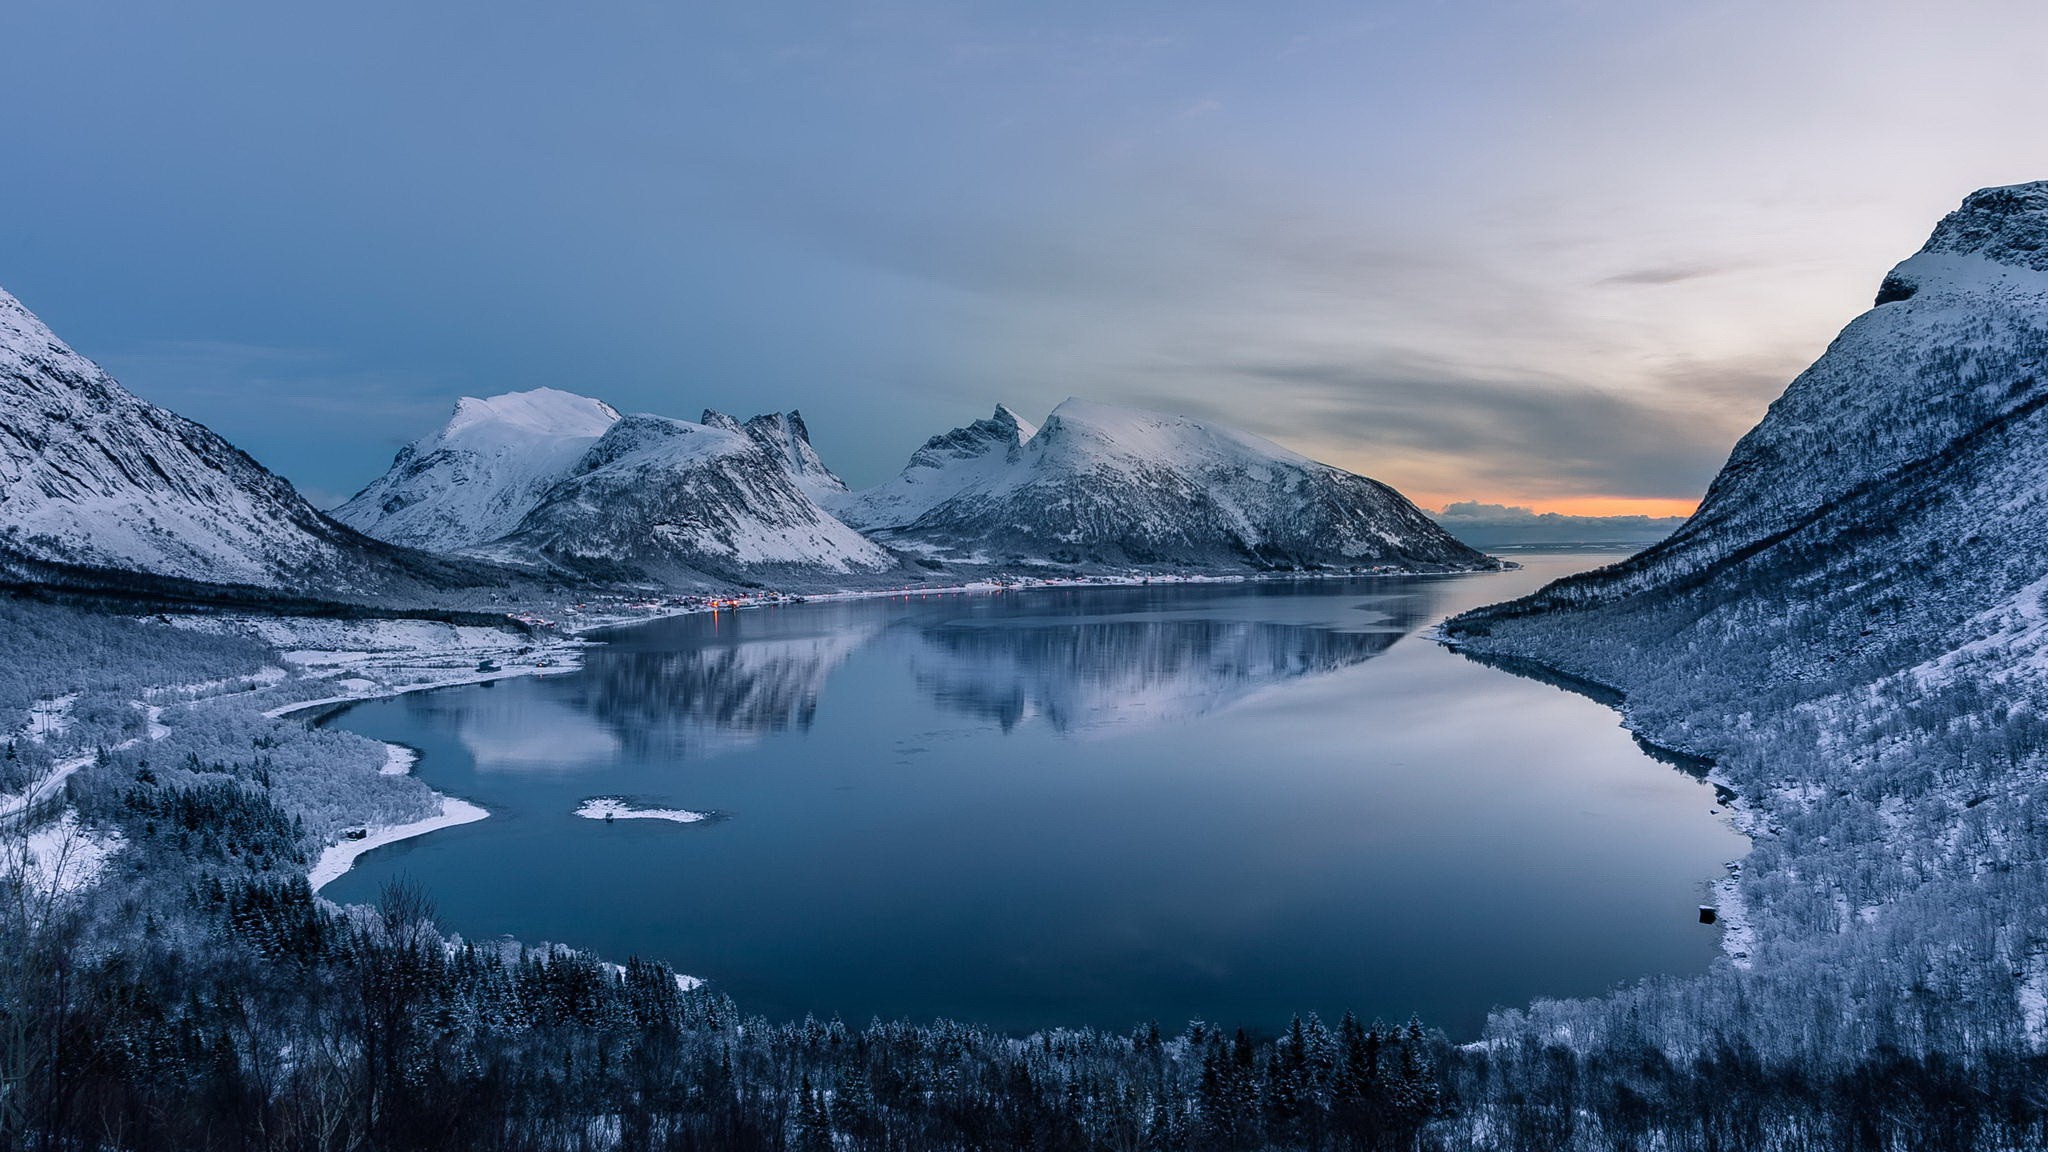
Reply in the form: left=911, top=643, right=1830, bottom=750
left=325, top=554, right=1746, bottom=1037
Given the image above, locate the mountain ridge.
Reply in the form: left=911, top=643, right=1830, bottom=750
left=838, top=397, right=1488, bottom=572
left=0, top=286, right=540, bottom=604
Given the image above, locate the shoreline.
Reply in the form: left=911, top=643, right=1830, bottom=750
left=308, top=794, right=489, bottom=893
left=1429, top=623, right=1760, bottom=968
left=559, top=561, right=1502, bottom=638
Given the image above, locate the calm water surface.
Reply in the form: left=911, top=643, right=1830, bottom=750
left=326, top=553, right=1747, bottom=1036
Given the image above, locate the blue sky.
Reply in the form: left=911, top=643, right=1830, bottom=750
left=5, top=1, right=2046, bottom=512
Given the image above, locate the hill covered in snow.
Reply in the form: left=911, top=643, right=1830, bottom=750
left=340, top=394, right=891, bottom=587
left=0, top=286, right=528, bottom=602
left=835, top=398, right=1488, bottom=572
left=1438, top=181, right=2048, bottom=1091
left=347, top=391, right=1487, bottom=585
left=334, top=388, right=620, bottom=551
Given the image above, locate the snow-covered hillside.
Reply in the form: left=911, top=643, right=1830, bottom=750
left=496, top=413, right=890, bottom=582
left=1496, top=181, right=2048, bottom=610
left=0, top=286, right=480, bottom=596
left=1438, top=181, right=2048, bottom=1087
left=840, top=399, right=1486, bottom=571
left=334, top=388, right=619, bottom=550
left=340, top=393, right=889, bottom=585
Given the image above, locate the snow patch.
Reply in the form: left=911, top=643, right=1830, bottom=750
left=380, top=743, right=419, bottom=776
left=575, top=797, right=709, bottom=824
left=9, top=811, right=122, bottom=896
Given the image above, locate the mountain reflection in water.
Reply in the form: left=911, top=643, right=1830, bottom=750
left=561, top=583, right=1440, bottom=759
left=324, top=559, right=1748, bottom=1036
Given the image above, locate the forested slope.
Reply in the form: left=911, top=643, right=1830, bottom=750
left=1435, top=183, right=2048, bottom=1146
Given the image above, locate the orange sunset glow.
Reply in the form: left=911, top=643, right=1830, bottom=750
left=1513, top=496, right=1699, bottom=519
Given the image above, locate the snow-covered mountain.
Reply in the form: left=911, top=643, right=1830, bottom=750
left=1459, top=180, right=2048, bottom=625
left=837, top=398, right=1486, bottom=571
left=738, top=410, right=847, bottom=503
left=823, top=403, right=1037, bottom=529
left=0, top=285, right=493, bottom=597
left=1442, top=182, right=2048, bottom=1046
left=341, top=393, right=888, bottom=585
left=333, top=388, right=619, bottom=550
left=495, top=413, right=890, bottom=582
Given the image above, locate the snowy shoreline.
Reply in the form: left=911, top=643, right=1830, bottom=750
left=562, top=562, right=1497, bottom=641
left=1429, top=624, right=1759, bottom=965
left=307, top=795, right=489, bottom=893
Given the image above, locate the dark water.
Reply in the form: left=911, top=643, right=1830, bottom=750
left=325, top=554, right=1746, bottom=1037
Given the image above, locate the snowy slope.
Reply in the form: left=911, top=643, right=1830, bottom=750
left=0, top=286, right=467, bottom=595
left=1467, top=181, right=2048, bottom=618
left=496, top=413, right=891, bottom=582
left=341, top=393, right=888, bottom=585
left=334, top=388, right=619, bottom=550
left=1441, top=182, right=2048, bottom=1038
left=840, top=399, right=1485, bottom=571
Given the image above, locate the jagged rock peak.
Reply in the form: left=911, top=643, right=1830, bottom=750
left=992, top=403, right=1040, bottom=442
left=743, top=409, right=810, bottom=444
left=699, top=408, right=744, bottom=432
left=1919, top=181, right=2048, bottom=271
left=742, top=410, right=847, bottom=496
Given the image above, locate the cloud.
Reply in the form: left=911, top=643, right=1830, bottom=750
left=1196, top=359, right=1747, bottom=499
left=1597, top=264, right=1734, bottom=286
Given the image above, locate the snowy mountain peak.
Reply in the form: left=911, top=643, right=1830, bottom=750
left=827, top=404, right=1042, bottom=530
left=0, top=287, right=81, bottom=377
left=1486, top=180, right=2048, bottom=615
left=572, top=413, right=744, bottom=473
left=342, top=398, right=887, bottom=584
left=334, top=388, right=622, bottom=551
left=742, top=410, right=848, bottom=498
left=1917, top=180, right=2048, bottom=271
left=993, top=403, right=1039, bottom=443
left=445, top=388, right=620, bottom=441
left=499, top=410, right=889, bottom=581
left=0, top=285, right=458, bottom=593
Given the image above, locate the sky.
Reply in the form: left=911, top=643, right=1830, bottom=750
left=4, top=1, right=2047, bottom=515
